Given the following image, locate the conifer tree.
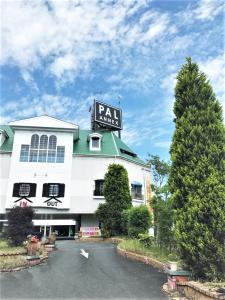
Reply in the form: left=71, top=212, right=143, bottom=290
left=96, top=164, right=132, bottom=236
left=169, top=57, right=225, bottom=280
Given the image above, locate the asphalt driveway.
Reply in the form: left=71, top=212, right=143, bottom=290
left=0, top=241, right=168, bottom=299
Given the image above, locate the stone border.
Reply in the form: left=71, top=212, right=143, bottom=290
left=177, top=282, right=225, bottom=300
left=117, top=246, right=165, bottom=270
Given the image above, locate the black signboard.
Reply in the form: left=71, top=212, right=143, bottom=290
left=94, top=100, right=122, bottom=130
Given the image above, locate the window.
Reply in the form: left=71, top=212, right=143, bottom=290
left=19, top=184, right=30, bottom=197
left=29, top=149, right=38, bottom=162
left=49, top=184, right=59, bottom=197
left=56, top=146, right=65, bottom=163
left=94, top=180, right=104, bottom=196
left=49, top=135, right=57, bottom=149
left=31, top=134, right=39, bottom=149
left=89, top=133, right=102, bottom=151
left=38, top=150, right=47, bottom=162
left=20, top=134, right=64, bottom=163
left=12, top=183, right=37, bottom=198
left=20, top=145, right=29, bottom=162
left=42, top=183, right=65, bottom=198
left=40, top=135, right=48, bottom=149
left=47, top=135, right=56, bottom=162
left=92, top=137, right=100, bottom=148
left=47, top=150, right=56, bottom=163
left=131, top=182, right=143, bottom=200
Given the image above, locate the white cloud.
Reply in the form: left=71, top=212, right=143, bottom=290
left=1, top=0, right=174, bottom=86
left=194, top=0, right=224, bottom=21
left=199, top=55, right=225, bottom=96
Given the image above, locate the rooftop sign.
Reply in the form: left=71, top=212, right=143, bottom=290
left=94, top=100, right=122, bottom=130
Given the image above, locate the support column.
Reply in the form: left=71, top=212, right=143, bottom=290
left=44, top=226, right=47, bottom=237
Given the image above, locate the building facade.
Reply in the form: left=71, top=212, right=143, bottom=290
left=0, top=115, right=151, bottom=237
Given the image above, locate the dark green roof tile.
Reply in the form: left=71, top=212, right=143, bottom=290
left=0, top=125, right=14, bottom=152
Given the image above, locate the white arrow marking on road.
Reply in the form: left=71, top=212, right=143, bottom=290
left=80, top=249, right=89, bottom=259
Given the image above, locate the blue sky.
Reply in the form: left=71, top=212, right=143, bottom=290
left=1, top=0, right=224, bottom=162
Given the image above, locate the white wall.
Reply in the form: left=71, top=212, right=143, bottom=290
left=0, top=153, right=11, bottom=213
left=5, top=129, right=74, bottom=210
left=70, top=155, right=149, bottom=214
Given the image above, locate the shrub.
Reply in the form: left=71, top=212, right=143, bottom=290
left=128, top=205, right=152, bottom=238
left=6, top=206, right=35, bottom=246
left=138, top=233, right=153, bottom=247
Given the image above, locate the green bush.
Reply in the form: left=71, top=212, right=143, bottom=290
left=127, top=205, right=152, bottom=238
left=138, top=233, right=153, bottom=247
left=6, top=206, right=35, bottom=246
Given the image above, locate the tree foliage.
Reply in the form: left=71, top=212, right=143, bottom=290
left=127, top=205, right=152, bottom=238
left=169, top=57, right=225, bottom=280
left=96, top=164, right=132, bottom=236
left=6, top=206, right=35, bottom=246
left=147, top=155, right=174, bottom=249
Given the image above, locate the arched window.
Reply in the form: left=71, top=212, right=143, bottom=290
left=20, top=133, right=65, bottom=164
left=38, top=135, right=48, bottom=163
left=49, top=135, right=57, bottom=149
left=31, top=134, right=39, bottom=149
left=30, top=134, right=39, bottom=162
left=40, top=135, right=48, bottom=149
left=47, top=135, right=57, bottom=163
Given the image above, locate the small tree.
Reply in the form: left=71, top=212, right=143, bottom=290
left=6, top=206, right=35, bottom=246
left=147, top=155, right=173, bottom=249
left=127, top=205, right=152, bottom=238
left=169, top=57, right=225, bottom=280
left=96, top=164, right=132, bottom=236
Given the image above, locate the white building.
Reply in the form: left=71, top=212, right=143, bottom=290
left=0, top=115, right=151, bottom=237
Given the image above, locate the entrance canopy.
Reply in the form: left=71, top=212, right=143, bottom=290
left=33, top=219, right=76, bottom=226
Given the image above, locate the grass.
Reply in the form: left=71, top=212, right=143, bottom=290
left=0, top=255, right=27, bottom=270
left=118, top=238, right=179, bottom=264
left=0, top=240, right=26, bottom=255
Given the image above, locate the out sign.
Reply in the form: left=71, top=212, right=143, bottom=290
left=94, top=100, right=122, bottom=130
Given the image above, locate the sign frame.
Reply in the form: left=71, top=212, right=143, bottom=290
left=94, top=100, right=122, bottom=130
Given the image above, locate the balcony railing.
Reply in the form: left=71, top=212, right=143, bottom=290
left=131, top=192, right=143, bottom=200
left=93, top=190, right=104, bottom=196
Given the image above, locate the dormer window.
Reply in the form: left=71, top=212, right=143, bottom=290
left=89, top=133, right=102, bottom=151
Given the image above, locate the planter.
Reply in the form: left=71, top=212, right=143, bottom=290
left=26, top=255, right=41, bottom=266
left=44, top=244, right=56, bottom=252
left=168, top=261, right=178, bottom=271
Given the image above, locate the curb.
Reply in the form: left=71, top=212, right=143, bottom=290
left=177, top=282, right=225, bottom=300
left=117, top=246, right=165, bottom=270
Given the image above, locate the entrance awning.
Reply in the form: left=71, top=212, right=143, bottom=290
left=33, top=220, right=76, bottom=226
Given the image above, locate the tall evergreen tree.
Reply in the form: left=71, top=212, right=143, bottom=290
left=169, top=57, right=225, bottom=280
left=96, top=164, right=132, bottom=236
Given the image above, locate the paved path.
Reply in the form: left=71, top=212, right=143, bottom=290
left=0, top=241, right=168, bottom=299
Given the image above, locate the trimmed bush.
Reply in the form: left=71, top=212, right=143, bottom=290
left=127, top=205, right=152, bottom=238
left=138, top=233, right=153, bottom=247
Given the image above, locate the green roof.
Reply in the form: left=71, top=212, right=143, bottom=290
left=0, top=125, right=146, bottom=166
left=0, top=125, right=14, bottom=152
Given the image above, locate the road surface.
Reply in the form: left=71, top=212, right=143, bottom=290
left=0, top=241, right=168, bottom=299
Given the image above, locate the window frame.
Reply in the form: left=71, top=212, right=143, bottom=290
left=94, top=179, right=105, bottom=197
left=89, top=133, right=102, bottom=151
left=19, top=144, right=30, bottom=162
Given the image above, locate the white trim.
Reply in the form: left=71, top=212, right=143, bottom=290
left=89, top=133, right=102, bottom=151
left=111, top=132, right=119, bottom=155
left=33, top=219, right=76, bottom=226
left=132, top=199, right=144, bottom=203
